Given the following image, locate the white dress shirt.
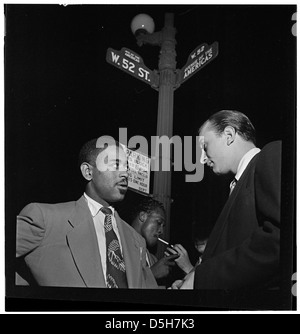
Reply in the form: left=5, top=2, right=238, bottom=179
left=229, top=147, right=261, bottom=193
left=83, top=193, right=123, bottom=282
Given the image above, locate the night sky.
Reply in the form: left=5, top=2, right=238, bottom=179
left=5, top=4, right=296, bottom=309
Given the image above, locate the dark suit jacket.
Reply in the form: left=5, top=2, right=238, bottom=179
left=194, top=141, right=281, bottom=290
left=16, top=196, right=158, bottom=288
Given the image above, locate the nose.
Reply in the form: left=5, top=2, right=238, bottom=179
left=158, top=225, right=164, bottom=235
left=121, top=170, right=129, bottom=179
left=119, top=166, right=129, bottom=179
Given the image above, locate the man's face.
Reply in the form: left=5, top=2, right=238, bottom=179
left=91, top=145, right=128, bottom=204
left=199, top=123, right=231, bottom=175
left=141, top=208, right=165, bottom=248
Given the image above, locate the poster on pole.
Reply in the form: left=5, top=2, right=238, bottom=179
left=121, top=145, right=151, bottom=196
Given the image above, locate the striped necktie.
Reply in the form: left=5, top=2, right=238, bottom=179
left=101, top=207, right=128, bottom=288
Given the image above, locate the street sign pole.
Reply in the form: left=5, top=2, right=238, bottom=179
left=152, top=12, right=176, bottom=260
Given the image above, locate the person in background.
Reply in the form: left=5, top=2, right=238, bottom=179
left=130, top=198, right=179, bottom=282
left=172, top=110, right=281, bottom=291
left=16, top=136, right=158, bottom=289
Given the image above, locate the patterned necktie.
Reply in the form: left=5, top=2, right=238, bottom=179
left=229, top=178, right=238, bottom=195
left=101, top=207, right=128, bottom=288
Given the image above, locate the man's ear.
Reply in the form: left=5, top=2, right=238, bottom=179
left=224, top=126, right=236, bottom=145
left=80, top=162, right=93, bottom=181
left=138, top=211, right=148, bottom=223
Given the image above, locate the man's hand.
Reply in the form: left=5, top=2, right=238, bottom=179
left=180, top=271, right=195, bottom=289
left=169, top=271, right=195, bottom=289
left=169, top=279, right=184, bottom=289
left=165, top=244, right=194, bottom=274
left=150, top=254, right=178, bottom=279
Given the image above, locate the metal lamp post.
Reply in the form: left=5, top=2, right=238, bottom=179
left=132, top=13, right=177, bottom=259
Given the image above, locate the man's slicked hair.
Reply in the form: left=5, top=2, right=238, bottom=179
left=200, top=110, right=256, bottom=144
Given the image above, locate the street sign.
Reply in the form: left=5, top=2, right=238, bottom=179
left=121, top=144, right=151, bottom=196
left=106, top=47, right=157, bottom=87
left=179, top=41, right=219, bottom=84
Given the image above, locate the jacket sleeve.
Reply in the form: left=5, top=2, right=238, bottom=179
left=16, top=203, right=46, bottom=257
left=194, top=142, right=281, bottom=290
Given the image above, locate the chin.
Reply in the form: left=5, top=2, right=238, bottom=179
left=109, top=194, right=126, bottom=203
left=148, top=242, right=157, bottom=248
left=117, top=194, right=126, bottom=201
left=119, top=188, right=128, bottom=196
left=213, top=166, right=224, bottom=175
left=212, top=167, right=220, bottom=175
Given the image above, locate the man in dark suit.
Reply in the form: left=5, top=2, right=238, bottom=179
left=16, top=136, right=158, bottom=288
left=172, top=110, right=281, bottom=290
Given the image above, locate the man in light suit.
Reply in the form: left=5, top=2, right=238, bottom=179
left=172, top=110, right=281, bottom=290
left=16, top=137, right=158, bottom=288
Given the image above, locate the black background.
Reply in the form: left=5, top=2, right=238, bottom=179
left=5, top=4, right=296, bottom=311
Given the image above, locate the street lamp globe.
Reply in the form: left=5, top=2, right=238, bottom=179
left=131, top=13, right=155, bottom=36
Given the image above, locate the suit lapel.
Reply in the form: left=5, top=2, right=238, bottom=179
left=115, top=212, right=142, bottom=288
left=66, top=196, right=106, bottom=287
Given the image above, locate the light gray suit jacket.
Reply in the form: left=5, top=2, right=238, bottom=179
left=16, top=196, right=158, bottom=288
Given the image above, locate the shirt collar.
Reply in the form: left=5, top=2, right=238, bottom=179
left=83, top=193, right=114, bottom=218
left=235, top=147, right=261, bottom=181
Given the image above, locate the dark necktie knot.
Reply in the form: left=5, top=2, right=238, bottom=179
left=229, top=178, right=238, bottom=194
left=101, top=207, right=113, bottom=216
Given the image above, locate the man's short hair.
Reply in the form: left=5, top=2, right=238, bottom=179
left=131, top=198, right=165, bottom=222
left=200, top=110, right=256, bottom=144
left=78, top=136, right=122, bottom=167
